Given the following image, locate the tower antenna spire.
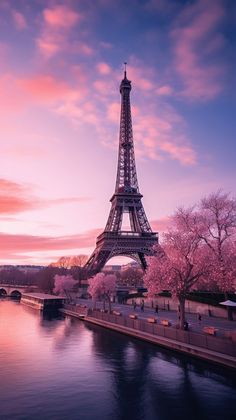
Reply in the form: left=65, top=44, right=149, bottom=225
left=124, top=61, right=127, bottom=78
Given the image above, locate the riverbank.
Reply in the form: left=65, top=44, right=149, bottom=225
left=60, top=305, right=236, bottom=370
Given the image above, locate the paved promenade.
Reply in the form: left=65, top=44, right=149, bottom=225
left=76, top=298, right=236, bottom=337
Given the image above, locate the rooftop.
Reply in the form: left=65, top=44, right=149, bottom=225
left=22, top=293, right=65, bottom=300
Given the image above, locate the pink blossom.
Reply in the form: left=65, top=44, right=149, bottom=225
left=53, top=274, right=77, bottom=295
left=144, top=208, right=209, bottom=329
left=88, top=272, right=116, bottom=312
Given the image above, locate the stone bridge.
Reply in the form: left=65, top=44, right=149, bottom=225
left=0, top=284, right=38, bottom=298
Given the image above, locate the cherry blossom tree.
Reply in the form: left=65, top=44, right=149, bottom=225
left=53, top=274, right=77, bottom=299
left=144, top=208, right=209, bottom=329
left=181, top=191, right=236, bottom=318
left=88, top=273, right=116, bottom=312
left=197, top=191, right=236, bottom=293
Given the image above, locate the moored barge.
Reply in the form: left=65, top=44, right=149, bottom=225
left=21, top=293, right=65, bottom=311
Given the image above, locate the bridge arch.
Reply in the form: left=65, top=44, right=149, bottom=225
left=10, top=290, right=22, bottom=299
left=0, top=288, right=7, bottom=297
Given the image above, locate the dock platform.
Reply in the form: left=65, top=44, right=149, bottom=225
left=21, top=293, right=65, bottom=311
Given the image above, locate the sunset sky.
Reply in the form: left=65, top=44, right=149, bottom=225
left=0, top=0, right=235, bottom=265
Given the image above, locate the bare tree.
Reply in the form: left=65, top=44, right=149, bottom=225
left=120, top=267, right=143, bottom=287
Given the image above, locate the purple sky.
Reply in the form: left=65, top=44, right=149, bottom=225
left=0, top=0, right=235, bottom=265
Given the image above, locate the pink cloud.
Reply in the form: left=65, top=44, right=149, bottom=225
left=56, top=100, right=99, bottom=126
left=93, top=79, right=115, bottom=96
left=127, top=65, right=154, bottom=91
left=0, top=178, right=91, bottom=215
left=36, top=31, right=93, bottom=60
left=0, top=179, right=34, bottom=214
left=59, top=58, right=197, bottom=167
left=0, top=72, right=87, bottom=114
left=159, top=141, right=196, bottom=165
left=3, top=57, right=194, bottom=169
left=0, top=228, right=102, bottom=260
left=97, top=62, right=112, bottom=75
left=51, top=58, right=196, bottom=166
left=36, top=38, right=60, bottom=58
left=133, top=106, right=196, bottom=165
left=156, top=85, right=173, bottom=96
left=37, top=5, right=84, bottom=58
left=17, top=75, right=75, bottom=104
left=171, top=0, right=226, bottom=101
left=0, top=73, right=81, bottom=114
left=12, top=10, right=27, bottom=30
left=107, top=102, right=120, bottom=123
left=0, top=179, right=27, bottom=196
left=43, top=5, right=81, bottom=28
left=75, top=42, right=94, bottom=56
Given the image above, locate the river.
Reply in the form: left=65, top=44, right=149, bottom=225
left=0, top=299, right=235, bottom=420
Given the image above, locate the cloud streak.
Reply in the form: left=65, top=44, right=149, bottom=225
left=0, top=228, right=102, bottom=261
left=132, top=101, right=196, bottom=165
left=43, top=5, right=82, bottom=28
left=37, top=4, right=85, bottom=58
left=0, top=178, right=90, bottom=215
left=12, top=10, right=27, bottom=30
left=171, top=0, right=226, bottom=101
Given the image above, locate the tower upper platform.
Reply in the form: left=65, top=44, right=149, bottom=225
left=120, top=70, right=132, bottom=93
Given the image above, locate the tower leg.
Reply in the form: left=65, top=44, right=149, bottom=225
left=138, top=253, right=147, bottom=270
left=85, top=249, right=111, bottom=276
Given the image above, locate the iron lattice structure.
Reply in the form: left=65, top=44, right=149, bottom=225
left=85, top=69, right=158, bottom=275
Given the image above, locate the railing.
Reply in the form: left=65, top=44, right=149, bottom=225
left=63, top=303, right=88, bottom=316
left=88, top=309, right=236, bottom=358
left=97, top=231, right=158, bottom=240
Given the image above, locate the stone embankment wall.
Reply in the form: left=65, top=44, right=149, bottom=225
left=61, top=304, right=236, bottom=370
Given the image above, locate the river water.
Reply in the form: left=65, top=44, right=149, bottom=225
left=0, top=300, right=235, bottom=420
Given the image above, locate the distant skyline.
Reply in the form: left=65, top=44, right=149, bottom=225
left=0, top=0, right=235, bottom=265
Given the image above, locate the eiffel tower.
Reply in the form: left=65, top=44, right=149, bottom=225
left=85, top=65, right=158, bottom=275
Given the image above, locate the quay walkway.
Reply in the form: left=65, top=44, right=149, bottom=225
left=60, top=301, right=236, bottom=370
left=75, top=299, right=236, bottom=337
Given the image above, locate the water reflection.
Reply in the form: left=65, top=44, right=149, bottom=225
left=86, top=322, right=236, bottom=420
left=89, top=325, right=149, bottom=419
left=0, top=300, right=235, bottom=420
